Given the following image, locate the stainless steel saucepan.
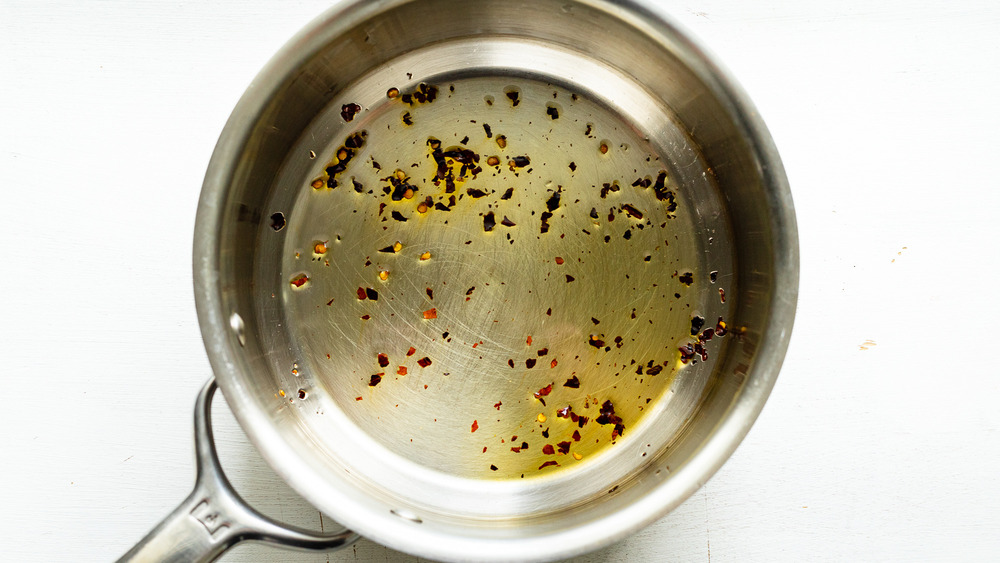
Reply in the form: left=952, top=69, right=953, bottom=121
left=119, top=0, right=798, bottom=560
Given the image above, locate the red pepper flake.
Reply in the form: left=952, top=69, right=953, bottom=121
left=360, top=314, right=370, bottom=320
left=539, top=461, right=559, bottom=470
left=510, top=446, right=521, bottom=453
left=542, top=444, right=555, bottom=455
left=719, top=288, right=726, bottom=303
left=679, top=343, right=696, bottom=363
left=563, top=376, right=580, bottom=388
left=426, top=287, right=434, bottom=300
left=482, top=446, right=487, bottom=453
left=526, top=335, right=533, bottom=346
left=534, top=384, right=553, bottom=399
left=494, top=401, right=502, bottom=410
left=365, top=287, right=379, bottom=301
left=556, top=441, right=571, bottom=454
left=490, top=464, right=498, bottom=471
left=397, top=366, right=408, bottom=375
left=556, top=406, right=572, bottom=418
left=537, top=348, right=549, bottom=356
left=555, top=257, right=564, bottom=265
left=356, top=287, right=367, bottom=300
left=340, top=102, right=362, bottom=122
left=550, top=359, right=558, bottom=368
left=572, top=430, right=581, bottom=441
left=471, top=420, right=479, bottom=433
left=525, top=358, right=537, bottom=369
left=621, top=203, right=643, bottom=220
left=377, top=353, right=389, bottom=367
left=355, top=396, right=363, bottom=401
left=326, top=298, right=334, bottom=306
left=508, top=359, right=515, bottom=368
left=407, top=347, right=416, bottom=356
left=423, top=308, right=437, bottom=319
left=715, top=318, right=727, bottom=336
left=589, top=335, right=605, bottom=348
left=369, top=374, right=382, bottom=386
left=417, top=357, right=432, bottom=367
left=290, top=274, right=309, bottom=288
left=565, top=275, right=575, bottom=283
left=595, top=399, right=625, bottom=438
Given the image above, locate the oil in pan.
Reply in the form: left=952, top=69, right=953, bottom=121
left=275, top=75, right=733, bottom=481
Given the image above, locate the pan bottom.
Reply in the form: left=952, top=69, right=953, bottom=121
left=256, top=39, right=733, bottom=496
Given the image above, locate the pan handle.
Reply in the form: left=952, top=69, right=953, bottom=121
left=117, top=378, right=359, bottom=563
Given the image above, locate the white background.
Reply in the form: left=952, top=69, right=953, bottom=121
left=2, top=1, right=999, bottom=561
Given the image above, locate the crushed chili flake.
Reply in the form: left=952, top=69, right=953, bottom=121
left=490, top=464, right=498, bottom=471
left=397, top=366, right=408, bottom=375
left=572, top=430, right=581, bottom=441
left=542, top=444, right=555, bottom=455
left=365, top=287, right=379, bottom=300
left=290, top=274, right=309, bottom=288
left=537, top=348, right=549, bottom=356
left=555, top=257, right=564, bottom=265
left=423, top=308, right=437, bottom=319
left=556, top=441, right=571, bottom=454
left=550, top=359, right=558, bottom=368
left=377, top=353, right=389, bottom=367
left=595, top=399, right=625, bottom=438
left=556, top=406, right=572, bottom=418
left=407, top=347, right=416, bottom=356
left=494, top=401, right=502, bottom=410
left=589, top=335, right=605, bottom=348
left=526, top=335, right=533, bottom=346
left=340, top=103, right=362, bottom=122
left=417, top=357, right=432, bottom=367
left=471, top=420, right=479, bottom=433
left=508, top=359, right=515, bottom=368
left=355, top=396, right=363, bottom=401
left=564, top=376, right=580, bottom=388
left=525, top=358, right=537, bottom=369
left=369, top=374, right=382, bottom=387
left=356, top=287, right=367, bottom=300
left=679, top=343, right=696, bottom=363
left=539, top=461, right=559, bottom=470
left=270, top=212, right=285, bottom=231
left=510, top=446, right=521, bottom=453
left=534, top=384, right=553, bottom=399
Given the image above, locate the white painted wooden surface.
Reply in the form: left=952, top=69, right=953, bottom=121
left=2, top=1, right=999, bottom=561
